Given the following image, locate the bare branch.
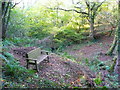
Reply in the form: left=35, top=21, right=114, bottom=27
left=11, top=0, right=22, bottom=8
left=93, top=0, right=106, bottom=17
left=76, top=2, right=80, bottom=5
left=95, top=0, right=106, bottom=11
left=55, top=7, right=89, bottom=15
left=47, top=6, right=88, bottom=15
left=85, top=1, right=90, bottom=8
left=74, top=6, right=81, bottom=9
left=91, top=3, right=96, bottom=11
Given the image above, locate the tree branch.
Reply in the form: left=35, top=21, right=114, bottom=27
left=85, top=1, right=90, bottom=8
left=91, top=3, right=96, bottom=11
left=95, top=0, right=106, bottom=11
left=74, top=6, right=81, bottom=9
left=12, top=0, right=22, bottom=8
left=92, top=0, right=106, bottom=18
left=55, top=7, right=89, bottom=15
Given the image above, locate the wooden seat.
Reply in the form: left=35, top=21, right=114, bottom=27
left=25, top=48, right=49, bottom=72
left=37, top=55, right=48, bottom=64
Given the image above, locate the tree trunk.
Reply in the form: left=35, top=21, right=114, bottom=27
left=89, top=17, right=95, bottom=40
left=114, top=27, right=120, bottom=83
left=106, top=34, right=117, bottom=55
left=2, top=18, right=6, bottom=40
left=0, top=2, right=2, bottom=40
left=2, top=2, right=8, bottom=40
left=2, top=2, right=11, bottom=40
left=114, top=0, right=120, bottom=83
left=114, top=47, right=120, bottom=82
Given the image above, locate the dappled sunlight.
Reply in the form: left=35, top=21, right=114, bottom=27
left=1, top=0, right=120, bottom=88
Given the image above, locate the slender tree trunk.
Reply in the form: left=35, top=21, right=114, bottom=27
left=114, top=21, right=120, bottom=83
left=0, top=2, right=2, bottom=40
left=114, top=0, right=120, bottom=83
left=2, top=2, right=11, bottom=40
left=2, top=22, right=6, bottom=40
left=2, top=2, right=9, bottom=40
left=106, top=34, right=117, bottom=55
left=89, top=17, right=95, bottom=40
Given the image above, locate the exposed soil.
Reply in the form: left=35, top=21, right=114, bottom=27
left=10, top=47, right=96, bottom=87
left=9, top=35, right=115, bottom=87
left=65, top=35, right=114, bottom=61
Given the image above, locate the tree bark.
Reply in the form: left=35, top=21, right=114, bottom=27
left=114, top=48, right=120, bottom=82
left=2, top=22, right=6, bottom=40
left=114, top=28, right=120, bottom=82
left=2, top=2, right=11, bottom=40
left=89, top=18, right=95, bottom=39
left=2, top=1, right=20, bottom=40
left=106, top=34, right=117, bottom=55
left=114, top=0, right=120, bottom=83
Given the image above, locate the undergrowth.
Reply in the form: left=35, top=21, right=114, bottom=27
left=1, top=41, right=70, bottom=88
left=1, top=35, right=119, bottom=88
left=82, top=57, right=119, bottom=88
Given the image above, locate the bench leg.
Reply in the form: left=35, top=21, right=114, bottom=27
left=27, top=62, right=29, bottom=69
left=47, top=56, right=49, bottom=62
left=35, top=61, right=39, bottom=72
left=36, top=65, right=39, bottom=72
left=47, top=56, right=49, bottom=60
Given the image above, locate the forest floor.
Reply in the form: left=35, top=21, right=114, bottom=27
left=10, top=35, right=115, bottom=87
left=65, top=35, right=113, bottom=62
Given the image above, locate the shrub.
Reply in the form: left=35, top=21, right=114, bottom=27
left=0, top=44, right=34, bottom=82
left=54, top=29, right=85, bottom=46
left=6, top=37, right=37, bottom=47
left=1, top=52, right=34, bottom=81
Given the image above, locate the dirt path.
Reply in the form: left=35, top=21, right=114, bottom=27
left=65, top=36, right=114, bottom=61
left=63, top=35, right=117, bottom=86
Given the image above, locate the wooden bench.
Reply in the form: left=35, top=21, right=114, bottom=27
left=25, top=48, right=49, bottom=72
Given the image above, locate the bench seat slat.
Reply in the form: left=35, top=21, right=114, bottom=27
left=27, top=58, right=37, bottom=61
left=37, top=55, right=48, bottom=64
